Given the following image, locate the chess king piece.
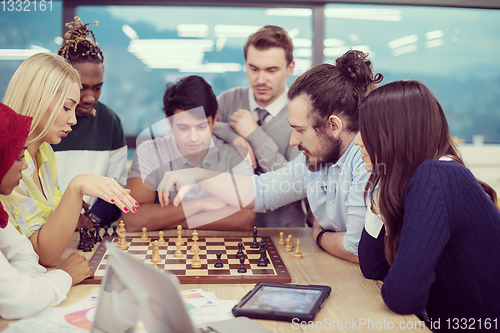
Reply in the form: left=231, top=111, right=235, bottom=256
left=294, top=239, right=303, bottom=260
left=118, top=232, right=127, bottom=250
left=118, top=224, right=127, bottom=250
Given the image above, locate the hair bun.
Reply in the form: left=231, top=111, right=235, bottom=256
left=336, top=50, right=383, bottom=94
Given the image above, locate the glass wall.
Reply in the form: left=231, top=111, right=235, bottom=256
left=0, top=1, right=62, bottom=98
left=76, top=6, right=312, bottom=137
left=325, top=4, right=500, bottom=143
left=1, top=2, right=499, bottom=144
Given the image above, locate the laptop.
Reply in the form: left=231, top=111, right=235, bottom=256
left=91, top=242, right=273, bottom=333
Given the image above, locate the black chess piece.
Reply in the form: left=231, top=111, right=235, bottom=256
left=261, top=239, right=270, bottom=263
left=88, top=231, right=95, bottom=249
left=236, top=242, right=245, bottom=259
left=257, top=244, right=268, bottom=267
left=237, top=256, right=247, bottom=273
left=111, top=224, right=118, bottom=236
left=264, top=244, right=270, bottom=265
left=95, top=226, right=102, bottom=242
left=214, top=252, right=224, bottom=268
left=89, top=229, right=96, bottom=245
left=103, top=226, right=110, bottom=238
left=78, top=228, right=85, bottom=250
left=83, top=234, right=92, bottom=252
left=250, top=226, right=259, bottom=248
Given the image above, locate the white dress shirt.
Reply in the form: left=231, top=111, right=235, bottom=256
left=248, top=88, right=288, bottom=125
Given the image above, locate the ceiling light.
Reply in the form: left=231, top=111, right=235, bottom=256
left=388, top=35, right=418, bottom=49
left=177, top=24, right=209, bottom=38
left=425, top=30, right=444, bottom=40
left=392, top=44, right=418, bottom=56
left=122, top=25, right=138, bottom=40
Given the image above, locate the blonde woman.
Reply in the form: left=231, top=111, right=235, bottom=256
left=0, top=53, right=138, bottom=267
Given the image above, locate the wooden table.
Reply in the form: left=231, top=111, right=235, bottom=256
left=1, top=228, right=430, bottom=332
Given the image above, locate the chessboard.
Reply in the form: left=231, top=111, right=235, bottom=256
left=83, top=235, right=292, bottom=284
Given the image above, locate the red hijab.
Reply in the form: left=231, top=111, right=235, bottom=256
left=0, top=103, right=32, bottom=228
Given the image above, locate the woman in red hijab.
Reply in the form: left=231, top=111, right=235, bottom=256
left=0, top=103, right=93, bottom=320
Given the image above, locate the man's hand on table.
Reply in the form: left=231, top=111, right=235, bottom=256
left=57, top=252, right=94, bottom=286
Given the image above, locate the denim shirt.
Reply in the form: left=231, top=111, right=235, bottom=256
left=252, top=137, right=369, bottom=255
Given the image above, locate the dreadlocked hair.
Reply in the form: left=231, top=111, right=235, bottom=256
left=58, top=16, right=104, bottom=64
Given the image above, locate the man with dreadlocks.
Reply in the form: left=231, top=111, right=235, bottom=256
left=52, top=17, right=127, bottom=229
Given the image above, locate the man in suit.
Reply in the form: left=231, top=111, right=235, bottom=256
left=214, top=25, right=306, bottom=227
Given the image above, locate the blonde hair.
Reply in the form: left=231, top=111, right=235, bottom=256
left=3, top=53, right=81, bottom=144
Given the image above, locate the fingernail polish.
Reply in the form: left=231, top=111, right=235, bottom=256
left=124, top=207, right=129, bottom=212
left=111, top=199, right=115, bottom=203
left=135, top=202, right=139, bottom=207
left=132, top=207, right=137, bottom=212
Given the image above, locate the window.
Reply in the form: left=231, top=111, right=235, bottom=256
left=324, top=3, right=500, bottom=143
left=1, top=2, right=499, bottom=145
left=76, top=5, right=312, bottom=137
left=0, top=1, right=62, bottom=99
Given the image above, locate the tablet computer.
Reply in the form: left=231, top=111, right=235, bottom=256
left=232, top=282, right=331, bottom=322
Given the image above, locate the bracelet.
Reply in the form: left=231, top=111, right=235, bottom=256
left=315, top=229, right=331, bottom=251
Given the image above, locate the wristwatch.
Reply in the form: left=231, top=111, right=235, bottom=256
left=315, top=229, right=330, bottom=251
left=86, top=212, right=102, bottom=227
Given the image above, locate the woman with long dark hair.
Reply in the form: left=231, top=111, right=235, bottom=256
left=354, top=80, right=500, bottom=330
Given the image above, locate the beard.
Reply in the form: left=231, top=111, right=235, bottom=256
left=299, top=135, right=342, bottom=172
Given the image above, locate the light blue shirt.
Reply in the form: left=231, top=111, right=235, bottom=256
left=252, top=138, right=369, bottom=255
